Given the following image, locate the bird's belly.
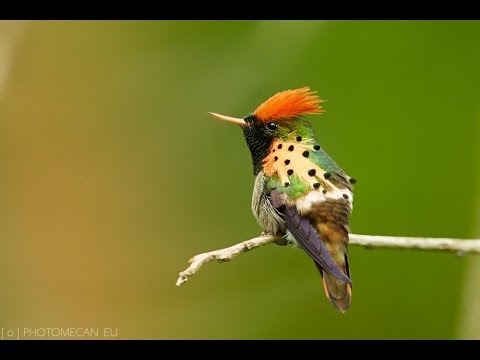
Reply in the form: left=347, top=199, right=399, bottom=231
left=252, top=172, right=285, bottom=235
left=294, top=188, right=353, bottom=215
left=254, top=200, right=282, bottom=234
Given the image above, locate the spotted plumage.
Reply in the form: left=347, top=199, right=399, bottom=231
left=210, top=87, right=355, bottom=312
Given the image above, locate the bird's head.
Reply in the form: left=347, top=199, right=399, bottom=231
left=210, top=87, right=325, bottom=175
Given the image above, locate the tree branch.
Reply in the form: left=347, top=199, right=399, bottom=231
left=176, top=233, right=480, bottom=286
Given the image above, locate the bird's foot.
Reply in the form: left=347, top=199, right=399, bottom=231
left=260, top=231, right=289, bottom=246
left=274, top=236, right=290, bottom=246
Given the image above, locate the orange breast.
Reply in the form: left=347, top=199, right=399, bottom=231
left=262, top=139, right=333, bottom=191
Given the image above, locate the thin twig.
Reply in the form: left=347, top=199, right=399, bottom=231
left=176, top=233, right=480, bottom=286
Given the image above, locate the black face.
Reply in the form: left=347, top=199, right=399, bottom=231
left=242, top=114, right=278, bottom=175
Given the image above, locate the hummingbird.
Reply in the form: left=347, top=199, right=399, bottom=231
left=209, top=87, right=355, bottom=313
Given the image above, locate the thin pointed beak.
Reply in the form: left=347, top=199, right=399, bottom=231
left=209, top=112, right=246, bottom=126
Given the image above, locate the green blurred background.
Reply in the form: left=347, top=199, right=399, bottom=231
left=0, top=20, right=479, bottom=339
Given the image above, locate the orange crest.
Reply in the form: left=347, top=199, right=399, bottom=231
left=253, top=87, right=324, bottom=122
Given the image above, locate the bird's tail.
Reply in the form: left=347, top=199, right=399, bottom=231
left=314, top=238, right=351, bottom=313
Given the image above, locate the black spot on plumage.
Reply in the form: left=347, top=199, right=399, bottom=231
left=284, top=182, right=290, bottom=187
left=296, top=136, right=302, bottom=142
left=349, top=178, right=357, bottom=184
left=288, top=145, right=294, bottom=151
left=343, top=194, right=349, bottom=199
left=324, top=172, right=331, bottom=179
left=284, top=159, right=290, bottom=165
left=313, top=183, right=320, bottom=189
left=277, top=144, right=282, bottom=149
left=287, top=169, right=293, bottom=176
left=313, top=144, right=320, bottom=151
left=302, top=150, right=309, bottom=158
left=274, top=156, right=278, bottom=161
left=308, top=169, right=316, bottom=176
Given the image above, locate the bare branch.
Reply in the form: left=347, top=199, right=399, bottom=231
left=349, top=234, right=480, bottom=255
left=176, top=233, right=480, bottom=286
left=175, top=234, right=279, bottom=286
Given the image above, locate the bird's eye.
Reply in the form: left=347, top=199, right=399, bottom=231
left=266, top=122, right=278, bottom=132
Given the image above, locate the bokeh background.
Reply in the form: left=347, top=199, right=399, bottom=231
left=0, top=20, right=479, bottom=339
